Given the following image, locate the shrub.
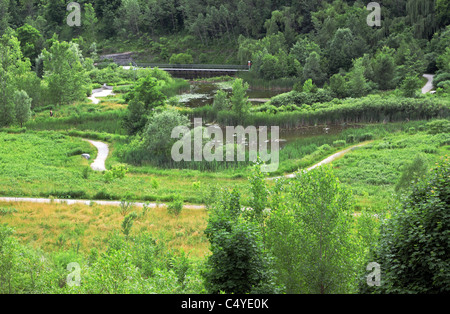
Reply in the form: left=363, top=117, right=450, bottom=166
left=0, top=207, right=18, bottom=216
left=333, top=140, right=346, bottom=147
left=167, top=195, right=183, bottom=216
left=366, top=157, right=450, bottom=293
left=426, top=119, right=450, bottom=134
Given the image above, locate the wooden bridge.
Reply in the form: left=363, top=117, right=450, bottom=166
left=134, top=63, right=250, bottom=79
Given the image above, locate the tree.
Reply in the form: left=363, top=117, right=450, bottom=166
left=0, top=0, right=10, bottom=34
left=13, top=90, right=32, bottom=127
left=143, top=110, right=190, bottom=162
left=83, top=3, right=98, bottom=47
left=303, top=51, right=326, bottom=86
left=400, top=75, right=422, bottom=97
left=169, top=53, right=194, bottom=64
left=123, top=75, right=166, bottom=135
left=203, top=187, right=277, bottom=294
left=0, top=33, right=31, bottom=127
left=372, top=47, right=397, bottom=90
left=290, top=37, right=322, bottom=65
left=121, top=212, right=138, bottom=239
left=41, top=40, right=91, bottom=105
left=328, top=28, right=365, bottom=74
left=16, top=23, right=42, bottom=65
left=212, top=90, right=230, bottom=113
left=329, top=73, right=347, bottom=98
left=347, top=58, right=368, bottom=98
left=436, top=0, right=450, bottom=27
left=395, top=154, right=429, bottom=193
left=117, top=0, right=141, bottom=36
left=437, top=47, right=450, bottom=73
left=365, top=157, right=449, bottom=293
left=266, top=166, right=361, bottom=293
left=230, top=78, right=250, bottom=122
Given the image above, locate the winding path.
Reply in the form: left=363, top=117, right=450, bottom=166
left=83, top=139, right=109, bottom=172
left=1, top=73, right=433, bottom=208
left=88, top=85, right=115, bottom=105
left=268, top=142, right=370, bottom=180
left=422, top=74, right=435, bottom=94
left=0, top=141, right=370, bottom=209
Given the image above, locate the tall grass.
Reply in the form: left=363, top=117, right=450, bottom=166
left=237, top=71, right=295, bottom=91
left=26, top=110, right=128, bottom=135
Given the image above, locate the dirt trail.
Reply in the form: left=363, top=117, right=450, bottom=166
left=0, top=142, right=370, bottom=209
left=422, top=74, right=435, bottom=94
left=83, top=139, right=109, bottom=172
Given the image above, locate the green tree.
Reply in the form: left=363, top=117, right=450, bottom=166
left=328, top=28, right=364, bottom=74
left=143, top=110, right=190, bottom=162
left=395, top=154, right=429, bottom=193
left=212, top=90, right=230, bottom=113
left=230, top=78, right=250, bottom=122
left=0, top=0, right=10, bottom=34
left=41, top=40, right=91, bottom=105
left=0, top=33, right=31, bottom=127
left=16, top=23, right=42, bottom=65
left=203, top=187, right=277, bottom=294
left=303, top=51, right=326, bottom=86
left=437, top=47, right=450, bottom=73
left=400, top=75, right=422, bottom=97
left=347, top=58, right=368, bottom=98
left=121, top=212, right=138, bottom=239
left=266, top=166, right=361, bottom=293
left=169, top=53, right=194, bottom=64
left=123, top=75, right=166, bottom=135
left=329, top=73, right=348, bottom=98
left=372, top=47, right=397, bottom=90
left=83, top=3, right=98, bottom=47
left=366, top=157, right=449, bottom=294
left=13, top=90, right=32, bottom=127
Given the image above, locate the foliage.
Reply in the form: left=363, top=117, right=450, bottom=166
left=203, top=186, right=277, bottom=294
left=395, top=154, right=429, bottom=192
left=167, top=195, right=184, bottom=216
left=41, top=40, right=91, bottom=105
left=169, top=53, right=194, bottom=64
left=13, top=90, right=32, bottom=128
left=121, top=212, right=138, bottom=238
left=365, top=157, right=449, bottom=294
left=266, top=166, right=362, bottom=293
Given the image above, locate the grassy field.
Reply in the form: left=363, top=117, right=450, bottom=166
left=334, top=130, right=450, bottom=212
left=1, top=119, right=448, bottom=258
left=0, top=201, right=209, bottom=258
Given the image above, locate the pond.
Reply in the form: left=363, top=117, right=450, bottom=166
left=175, top=81, right=287, bottom=108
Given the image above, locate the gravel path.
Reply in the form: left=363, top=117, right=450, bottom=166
left=0, top=142, right=370, bottom=208
left=88, top=85, right=115, bottom=104
left=83, top=139, right=109, bottom=171
left=422, top=74, right=435, bottom=94
left=268, top=142, right=370, bottom=180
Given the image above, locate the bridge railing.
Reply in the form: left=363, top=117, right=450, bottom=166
left=134, top=63, right=249, bottom=70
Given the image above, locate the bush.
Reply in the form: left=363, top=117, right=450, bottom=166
left=433, top=72, right=450, bottom=88
left=365, top=157, right=450, bottom=293
left=167, top=195, right=183, bottom=216
left=426, top=119, right=450, bottom=134
left=333, top=140, right=346, bottom=147
left=169, top=53, right=194, bottom=64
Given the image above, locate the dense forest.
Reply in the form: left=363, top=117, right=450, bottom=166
left=0, top=0, right=449, bottom=298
